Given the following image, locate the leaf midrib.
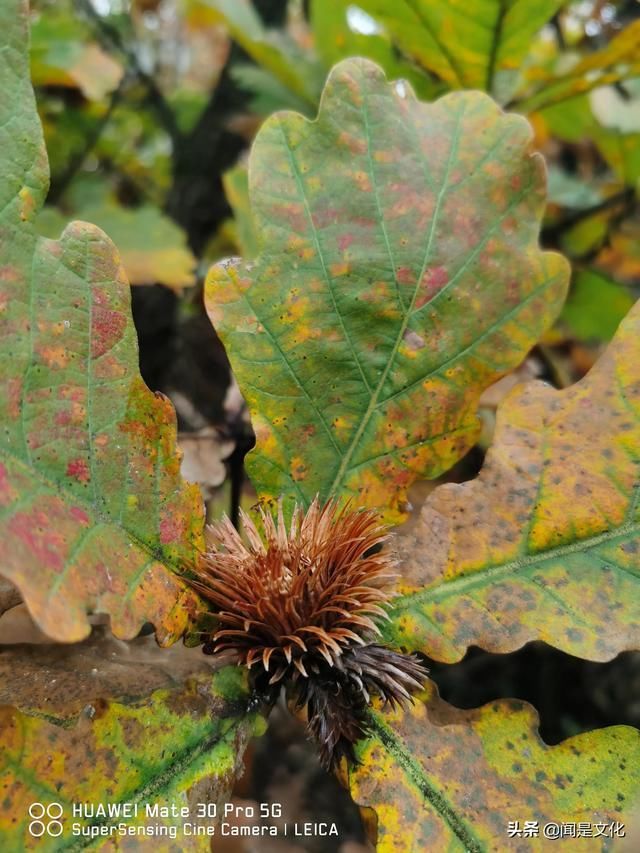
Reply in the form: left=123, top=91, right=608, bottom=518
left=326, top=104, right=465, bottom=497
left=324, top=98, right=543, bottom=497
left=389, top=516, right=640, bottom=614
left=69, top=715, right=252, bottom=852
left=366, top=710, right=484, bottom=852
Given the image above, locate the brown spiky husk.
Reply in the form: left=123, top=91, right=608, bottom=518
left=295, top=644, right=428, bottom=768
left=191, top=498, right=428, bottom=768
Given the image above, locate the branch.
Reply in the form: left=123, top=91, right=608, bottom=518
left=551, top=13, right=566, bottom=50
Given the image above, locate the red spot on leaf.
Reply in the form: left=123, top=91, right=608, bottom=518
left=69, top=506, right=90, bottom=526
left=60, top=386, right=85, bottom=404
left=313, top=207, right=340, bottom=229
left=416, top=267, right=449, bottom=309
left=6, top=378, right=21, bottom=419
left=67, top=458, right=90, bottom=483
left=0, top=265, right=22, bottom=284
left=507, top=280, right=521, bottom=306
left=91, top=305, right=126, bottom=359
left=8, top=509, right=66, bottom=571
left=338, top=234, right=355, bottom=252
left=387, top=467, right=412, bottom=487
left=273, top=201, right=306, bottom=233
left=337, top=131, right=366, bottom=155
left=397, top=267, right=415, bottom=285
left=160, top=516, right=183, bottom=545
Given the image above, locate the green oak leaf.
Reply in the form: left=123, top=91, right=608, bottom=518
left=0, top=0, right=203, bottom=643
left=206, top=58, right=569, bottom=523
left=342, top=0, right=568, bottom=100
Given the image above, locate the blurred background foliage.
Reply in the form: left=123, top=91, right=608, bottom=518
left=28, top=3, right=640, bottom=844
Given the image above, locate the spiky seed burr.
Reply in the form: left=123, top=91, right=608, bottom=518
left=190, top=498, right=428, bottom=768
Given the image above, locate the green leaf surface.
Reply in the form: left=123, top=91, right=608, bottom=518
left=206, top=58, right=569, bottom=523
left=346, top=0, right=567, bottom=98
left=222, top=165, right=259, bottom=259
left=203, top=0, right=323, bottom=106
left=0, top=0, right=204, bottom=643
left=349, top=681, right=640, bottom=852
left=310, top=0, right=441, bottom=102
left=386, top=300, right=640, bottom=662
left=0, top=654, right=262, bottom=852
left=560, top=211, right=611, bottom=259
left=231, top=63, right=316, bottom=117
left=37, top=203, right=197, bottom=291
left=594, top=130, right=640, bottom=187
left=561, top=269, right=635, bottom=342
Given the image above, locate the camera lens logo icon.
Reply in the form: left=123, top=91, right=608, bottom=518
left=28, top=803, right=64, bottom=838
